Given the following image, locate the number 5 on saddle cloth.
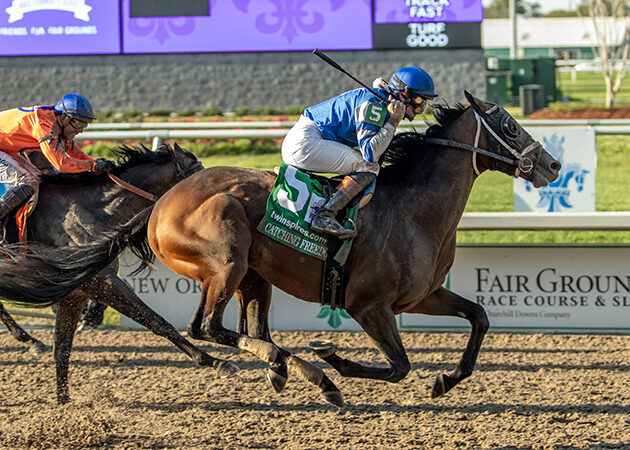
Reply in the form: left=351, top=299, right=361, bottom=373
left=256, top=163, right=374, bottom=309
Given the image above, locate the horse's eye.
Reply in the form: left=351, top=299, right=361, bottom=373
left=502, top=117, right=520, bottom=138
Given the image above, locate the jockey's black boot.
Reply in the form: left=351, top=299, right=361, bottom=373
left=0, top=184, right=35, bottom=224
left=311, top=172, right=376, bottom=239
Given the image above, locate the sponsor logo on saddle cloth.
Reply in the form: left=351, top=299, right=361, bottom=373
left=257, top=164, right=357, bottom=261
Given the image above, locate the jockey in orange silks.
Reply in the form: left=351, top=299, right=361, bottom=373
left=0, top=93, right=115, bottom=226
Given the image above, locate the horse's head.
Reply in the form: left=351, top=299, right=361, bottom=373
left=112, top=143, right=203, bottom=197
left=162, top=142, right=204, bottom=182
left=464, top=90, right=561, bottom=188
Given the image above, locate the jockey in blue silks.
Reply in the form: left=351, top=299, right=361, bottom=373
left=282, top=66, right=438, bottom=239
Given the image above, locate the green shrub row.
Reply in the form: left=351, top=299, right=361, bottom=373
left=82, top=139, right=282, bottom=159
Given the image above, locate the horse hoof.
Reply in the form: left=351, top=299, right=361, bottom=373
left=30, top=342, right=51, bottom=355
left=431, top=373, right=451, bottom=398
left=309, top=340, right=336, bottom=358
left=216, top=361, right=240, bottom=378
left=322, top=390, right=345, bottom=409
left=266, top=368, right=288, bottom=393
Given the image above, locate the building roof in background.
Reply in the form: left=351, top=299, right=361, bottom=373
left=482, top=17, right=627, bottom=48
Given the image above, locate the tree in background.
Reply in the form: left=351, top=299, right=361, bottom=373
left=484, top=0, right=542, bottom=18
left=580, top=0, right=629, bottom=107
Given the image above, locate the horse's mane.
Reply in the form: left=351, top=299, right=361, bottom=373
left=378, top=103, right=468, bottom=183
left=38, top=144, right=188, bottom=185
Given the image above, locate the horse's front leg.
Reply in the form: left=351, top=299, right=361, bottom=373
left=54, top=292, right=87, bottom=404
left=310, top=302, right=411, bottom=383
left=83, top=268, right=239, bottom=378
left=187, top=263, right=288, bottom=394
left=408, top=287, right=489, bottom=397
left=235, top=270, right=344, bottom=408
left=0, top=301, right=50, bottom=354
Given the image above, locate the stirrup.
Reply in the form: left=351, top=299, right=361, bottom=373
left=311, top=214, right=356, bottom=239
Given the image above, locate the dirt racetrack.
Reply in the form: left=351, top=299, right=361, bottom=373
left=0, top=329, right=628, bottom=449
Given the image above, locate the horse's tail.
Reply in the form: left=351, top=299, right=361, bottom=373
left=124, top=206, right=157, bottom=277
left=0, top=206, right=155, bottom=307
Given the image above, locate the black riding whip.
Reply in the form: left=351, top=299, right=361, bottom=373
left=312, top=49, right=391, bottom=105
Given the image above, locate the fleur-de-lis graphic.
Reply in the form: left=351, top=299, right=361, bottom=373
left=316, top=305, right=351, bottom=328
left=234, top=0, right=344, bottom=43
left=125, top=0, right=196, bottom=45
left=524, top=133, right=590, bottom=212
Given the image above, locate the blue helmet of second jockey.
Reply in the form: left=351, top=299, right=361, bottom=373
left=281, top=66, right=437, bottom=239
left=54, top=93, right=97, bottom=122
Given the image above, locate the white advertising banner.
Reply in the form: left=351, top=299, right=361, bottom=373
left=118, top=251, right=362, bottom=332
left=119, top=245, right=630, bottom=333
left=400, top=244, right=630, bottom=333
left=514, top=127, right=596, bottom=212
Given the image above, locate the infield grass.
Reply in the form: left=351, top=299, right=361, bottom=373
left=557, top=70, right=630, bottom=103
left=200, top=134, right=630, bottom=244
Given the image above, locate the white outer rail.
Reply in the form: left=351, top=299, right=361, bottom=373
left=76, top=125, right=630, bottom=141
left=77, top=119, right=630, bottom=141
left=87, top=118, right=630, bottom=130
left=457, top=212, right=630, bottom=230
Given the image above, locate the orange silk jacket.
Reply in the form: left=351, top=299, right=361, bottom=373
left=0, top=105, right=95, bottom=173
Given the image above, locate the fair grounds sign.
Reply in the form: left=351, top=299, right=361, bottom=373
left=119, top=244, right=630, bottom=333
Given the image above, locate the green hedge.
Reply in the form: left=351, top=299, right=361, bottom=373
left=82, top=138, right=282, bottom=159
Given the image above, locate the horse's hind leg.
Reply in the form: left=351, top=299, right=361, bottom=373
left=235, top=269, right=272, bottom=341
left=408, top=287, right=489, bottom=398
left=188, top=262, right=288, bottom=393
left=0, top=302, right=50, bottom=355
left=77, top=300, right=107, bottom=330
left=83, top=268, right=238, bottom=377
left=53, top=291, right=88, bottom=404
left=235, top=270, right=344, bottom=408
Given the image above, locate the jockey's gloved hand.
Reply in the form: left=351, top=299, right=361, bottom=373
left=93, top=158, right=116, bottom=173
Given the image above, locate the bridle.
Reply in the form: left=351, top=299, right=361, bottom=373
left=108, top=145, right=203, bottom=202
left=425, top=104, right=542, bottom=178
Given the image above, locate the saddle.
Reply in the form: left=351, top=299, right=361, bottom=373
left=257, top=164, right=375, bottom=310
left=0, top=188, right=37, bottom=246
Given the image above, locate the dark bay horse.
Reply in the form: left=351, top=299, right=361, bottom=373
left=0, top=302, right=50, bottom=354
left=0, top=144, right=237, bottom=403
left=146, top=92, right=561, bottom=407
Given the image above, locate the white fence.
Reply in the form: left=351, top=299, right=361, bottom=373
left=458, top=212, right=630, bottom=230
left=76, top=119, right=630, bottom=141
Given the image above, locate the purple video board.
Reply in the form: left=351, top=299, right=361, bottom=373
left=0, top=0, right=120, bottom=56
left=374, top=0, right=483, bottom=24
left=122, top=0, right=372, bottom=54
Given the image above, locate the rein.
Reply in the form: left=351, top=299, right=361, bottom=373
left=425, top=106, right=539, bottom=177
left=106, top=146, right=203, bottom=202
left=108, top=173, right=159, bottom=202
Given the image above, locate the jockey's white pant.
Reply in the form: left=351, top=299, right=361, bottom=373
left=281, top=116, right=379, bottom=175
left=0, top=153, right=40, bottom=191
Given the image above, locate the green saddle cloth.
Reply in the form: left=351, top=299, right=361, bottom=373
left=257, top=163, right=356, bottom=262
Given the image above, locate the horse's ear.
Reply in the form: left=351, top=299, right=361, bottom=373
left=173, top=142, right=182, bottom=152
left=464, top=90, right=488, bottom=114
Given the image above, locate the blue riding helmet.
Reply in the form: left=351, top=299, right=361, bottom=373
left=389, top=67, right=438, bottom=98
left=54, top=93, right=96, bottom=120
